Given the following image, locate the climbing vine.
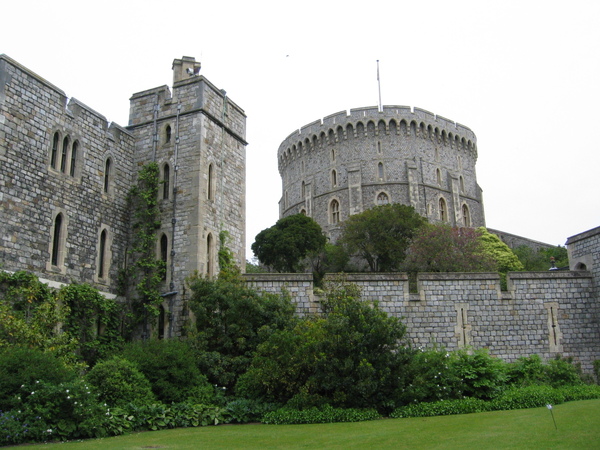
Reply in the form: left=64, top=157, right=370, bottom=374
left=218, top=230, right=239, bottom=279
left=123, top=162, right=166, bottom=322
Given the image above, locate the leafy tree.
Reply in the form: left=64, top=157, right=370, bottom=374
left=513, top=245, right=569, bottom=271
left=236, top=276, right=410, bottom=412
left=252, top=214, right=327, bottom=272
left=338, top=204, right=427, bottom=272
left=188, top=275, right=296, bottom=389
left=477, top=228, right=525, bottom=274
left=404, top=224, right=497, bottom=273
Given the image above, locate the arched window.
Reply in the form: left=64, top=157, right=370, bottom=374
left=300, top=208, right=307, bottom=215
left=301, top=181, right=306, bottom=198
left=104, top=158, right=112, bottom=193
left=98, top=229, right=107, bottom=279
left=330, top=199, right=340, bottom=224
left=377, top=141, right=381, bottom=154
left=160, top=233, right=168, bottom=280
left=436, top=168, right=442, bottom=186
left=50, top=132, right=59, bottom=169
left=377, top=192, right=389, bottom=205
left=460, top=176, right=465, bottom=193
left=207, top=163, right=214, bottom=200
left=165, top=125, right=172, bottom=143
left=462, top=204, right=471, bottom=227
left=439, top=198, right=447, bottom=222
left=163, top=163, right=170, bottom=200
left=70, top=141, right=78, bottom=177
left=378, top=162, right=384, bottom=180
left=60, top=136, right=69, bottom=173
left=206, top=233, right=214, bottom=276
left=331, top=149, right=336, bottom=162
left=331, top=169, right=337, bottom=187
left=51, top=214, right=63, bottom=267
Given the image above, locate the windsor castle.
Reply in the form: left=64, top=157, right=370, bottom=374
left=1, top=55, right=599, bottom=372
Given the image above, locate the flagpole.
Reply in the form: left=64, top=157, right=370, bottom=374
left=377, top=60, right=382, bottom=112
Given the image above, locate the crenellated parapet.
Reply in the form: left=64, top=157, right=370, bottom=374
left=278, top=105, right=477, bottom=172
left=277, top=105, right=484, bottom=239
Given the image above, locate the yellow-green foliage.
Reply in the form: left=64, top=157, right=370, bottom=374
left=477, top=228, right=525, bottom=273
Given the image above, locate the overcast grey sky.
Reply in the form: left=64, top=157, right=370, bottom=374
left=4, top=0, right=599, bottom=259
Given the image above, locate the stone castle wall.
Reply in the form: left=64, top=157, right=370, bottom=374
left=0, top=55, right=247, bottom=339
left=243, top=270, right=600, bottom=373
left=277, top=106, right=484, bottom=240
left=0, top=55, right=134, bottom=295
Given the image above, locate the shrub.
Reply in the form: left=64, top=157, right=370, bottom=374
left=226, top=398, right=279, bottom=423
left=262, top=405, right=380, bottom=425
left=506, top=354, right=547, bottom=386
left=85, top=356, right=155, bottom=407
left=490, top=385, right=565, bottom=411
left=556, top=384, right=600, bottom=401
left=400, top=348, right=507, bottom=405
left=391, top=397, right=491, bottom=418
left=7, top=378, right=109, bottom=443
left=0, top=346, right=77, bottom=411
left=120, top=339, right=213, bottom=404
left=594, top=360, right=600, bottom=384
left=545, top=356, right=584, bottom=387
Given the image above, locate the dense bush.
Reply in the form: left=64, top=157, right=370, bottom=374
left=391, top=397, right=491, bottom=418
left=0, top=346, right=77, bottom=411
left=85, top=356, right=155, bottom=407
left=119, top=339, right=213, bottom=404
left=0, top=378, right=110, bottom=445
left=507, top=354, right=586, bottom=388
left=237, top=277, right=410, bottom=412
left=490, top=385, right=565, bottom=410
left=262, top=404, right=380, bottom=425
left=188, top=275, right=296, bottom=389
left=399, top=348, right=507, bottom=404
left=225, top=398, right=280, bottom=423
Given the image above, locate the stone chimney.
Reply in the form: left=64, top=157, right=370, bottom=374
left=172, top=56, right=201, bottom=84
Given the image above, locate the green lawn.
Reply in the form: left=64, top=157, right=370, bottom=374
left=22, top=399, right=600, bottom=449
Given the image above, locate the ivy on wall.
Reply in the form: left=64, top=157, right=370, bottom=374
left=120, top=162, right=166, bottom=327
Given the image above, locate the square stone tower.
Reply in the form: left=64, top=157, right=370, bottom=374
left=127, top=56, right=247, bottom=337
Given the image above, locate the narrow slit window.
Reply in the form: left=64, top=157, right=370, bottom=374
left=51, top=214, right=63, bottom=266
left=98, top=229, right=107, bottom=278
left=104, top=158, right=112, bottom=193
left=70, top=141, right=78, bottom=177
left=60, top=136, right=69, bottom=173
left=163, top=164, right=170, bottom=200
left=50, top=132, right=59, bottom=169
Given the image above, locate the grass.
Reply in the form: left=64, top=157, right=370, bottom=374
left=17, top=399, right=600, bottom=449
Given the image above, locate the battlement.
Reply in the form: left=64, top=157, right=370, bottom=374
left=278, top=105, right=477, bottom=167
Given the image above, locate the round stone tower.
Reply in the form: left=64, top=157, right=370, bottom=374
left=278, top=105, right=485, bottom=240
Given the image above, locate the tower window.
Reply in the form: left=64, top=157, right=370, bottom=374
left=378, top=162, right=384, bottom=180
left=70, top=141, right=78, bottom=177
left=104, top=158, right=112, bottom=194
left=60, top=136, right=69, bottom=173
left=377, top=192, right=389, bottom=205
left=331, top=169, right=337, bottom=187
left=439, top=198, right=447, bottom=222
left=98, top=229, right=107, bottom=278
left=51, top=214, right=63, bottom=267
left=462, top=204, right=471, bottom=227
left=165, top=125, right=172, bottom=143
left=163, top=163, right=170, bottom=200
left=50, top=132, right=59, bottom=169
left=330, top=199, right=340, bottom=224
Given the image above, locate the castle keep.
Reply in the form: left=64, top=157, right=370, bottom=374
left=278, top=107, right=484, bottom=241
left=0, top=55, right=246, bottom=337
